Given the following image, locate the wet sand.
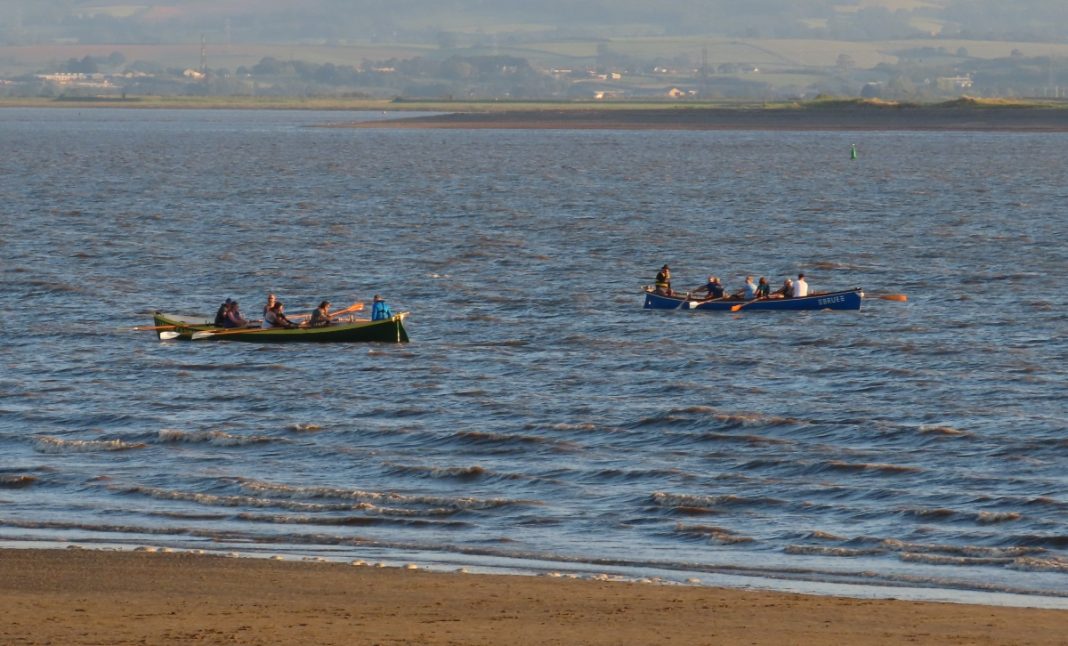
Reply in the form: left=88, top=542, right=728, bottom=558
left=343, top=106, right=1068, bottom=131
left=1, top=548, right=1065, bottom=645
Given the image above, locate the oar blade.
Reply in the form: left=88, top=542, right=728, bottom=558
left=190, top=330, right=216, bottom=340
left=158, top=331, right=181, bottom=340
left=730, top=303, right=744, bottom=312
left=879, top=294, right=908, bottom=302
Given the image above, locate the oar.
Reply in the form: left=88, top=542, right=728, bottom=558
left=862, top=292, right=908, bottom=302
left=191, top=327, right=276, bottom=340
left=288, top=301, right=364, bottom=321
left=159, top=331, right=181, bottom=340
left=123, top=324, right=178, bottom=332
left=729, top=299, right=760, bottom=312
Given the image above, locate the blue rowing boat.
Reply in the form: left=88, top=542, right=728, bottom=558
left=642, top=287, right=863, bottom=311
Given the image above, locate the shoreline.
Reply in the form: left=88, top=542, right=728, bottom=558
left=4, top=97, right=1068, bottom=131
left=340, top=106, right=1068, bottom=132
left=1, top=548, right=1066, bottom=645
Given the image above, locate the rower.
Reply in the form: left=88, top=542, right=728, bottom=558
left=702, top=275, right=725, bottom=299
left=308, top=300, right=333, bottom=328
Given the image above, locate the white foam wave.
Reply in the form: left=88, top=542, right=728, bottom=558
left=34, top=436, right=146, bottom=453
left=651, top=491, right=783, bottom=509
left=1009, top=556, right=1068, bottom=573
left=880, top=539, right=1044, bottom=558
left=158, top=429, right=276, bottom=446
left=675, top=523, right=754, bottom=544
left=122, top=482, right=532, bottom=516
left=235, top=478, right=536, bottom=510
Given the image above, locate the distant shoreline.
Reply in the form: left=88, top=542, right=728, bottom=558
left=340, top=105, right=1068, bottom=132
left=4, top=97, right=1068, bottom=131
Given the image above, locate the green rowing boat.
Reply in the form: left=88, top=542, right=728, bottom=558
left=153, top=311, right=410, bottom=343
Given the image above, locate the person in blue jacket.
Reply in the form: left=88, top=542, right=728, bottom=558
left=370, top=294, right=393, bottom=321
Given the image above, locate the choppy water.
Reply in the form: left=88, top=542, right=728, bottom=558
left=1, top=108, right=1065, bottom=607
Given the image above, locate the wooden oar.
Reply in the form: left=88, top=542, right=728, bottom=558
left=190, top=327, right=277, bottom=340
left=288, top=301, right=364, bottom=321
left=158, top=331, right=181, bottom=340
left=878, top=294, right=908, bottom=302
left=124, top=324, right=178, bottom=332
left=729, top=299, right=757, bottom=312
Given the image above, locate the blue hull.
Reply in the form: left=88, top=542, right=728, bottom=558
left=643, top=288, right=863, bottom=311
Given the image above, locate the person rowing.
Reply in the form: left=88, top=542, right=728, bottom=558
left=221, top=300, right=251, bottom=328
left=756, top=277, right=771, bottom=299
left=263, top=301, right=298, bottom=329
left=700, top=275, right=725, bottom=300
left=733, top=276, right=758, bottom=300
left=771, top=278, right=793, bottom=299
left=307, top=300, right=335, bottom=328
left=214, top=298, right=232, bottom=326
left=262, top=293, right=276, bottom=320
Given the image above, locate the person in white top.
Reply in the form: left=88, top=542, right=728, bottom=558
left=263, top=293, right=276, bottom=319
left=794, top=273, right=809, bottom=297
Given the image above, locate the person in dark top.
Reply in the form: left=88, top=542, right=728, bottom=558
left=264, top=301, right=298, bottom=329
left=756, top=277, right=771, bottom=299
left=655, top=264, right=672, bottom=295
left=214, top=298, right=232, bottom=326
left=702, top=275, right=725, bottom=299
left=222, top=300, right=248, bottom=328
left=308, top=300, right=333, bottom=328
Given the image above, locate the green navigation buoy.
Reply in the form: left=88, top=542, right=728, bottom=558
left=850, top=143, right=858, bottom=160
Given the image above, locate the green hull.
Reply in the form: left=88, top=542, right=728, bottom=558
left=153, top=311, right=410, bottom=343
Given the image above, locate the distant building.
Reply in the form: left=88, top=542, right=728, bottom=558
left=936, top=75, right=973, bottom=92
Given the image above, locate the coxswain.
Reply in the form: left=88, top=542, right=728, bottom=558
left=655, top=264, right=672, bottom=295
left=370, top=295, right=393, bottom=321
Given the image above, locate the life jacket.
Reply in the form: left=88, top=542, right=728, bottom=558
left=655, top=270, right=670, bottom=289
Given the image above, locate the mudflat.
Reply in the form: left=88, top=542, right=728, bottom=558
left=344, top=105, right=1068, bottom=131
left=1, top=548, right=1065, bottom=645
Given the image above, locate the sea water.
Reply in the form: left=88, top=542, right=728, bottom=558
left=0, top=108, right=1065, bottom=607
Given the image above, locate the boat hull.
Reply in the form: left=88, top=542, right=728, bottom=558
left=153, top=311, right=410, bottom=343
left=643, top=288, right=863, bottom=311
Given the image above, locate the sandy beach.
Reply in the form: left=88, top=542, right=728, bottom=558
left=0, top=548, right=1064, bottom=645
